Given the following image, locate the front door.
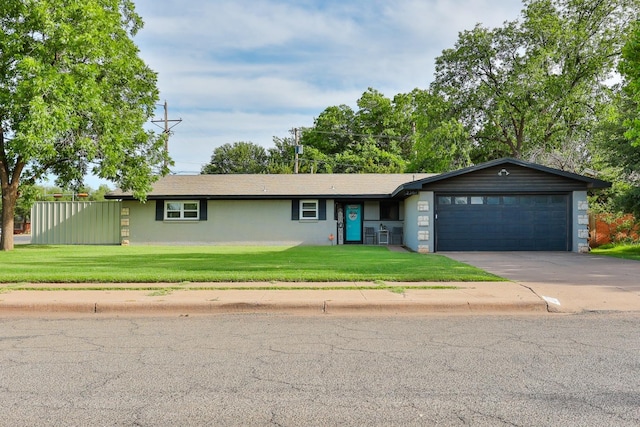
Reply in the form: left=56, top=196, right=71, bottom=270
left=345, top=204, right=362, bottom=243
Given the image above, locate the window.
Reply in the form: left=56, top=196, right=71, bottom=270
left=380, top=201, right=400, bottom=220
left=300, top=200, right=318, bottom=220
left=292, top=200, right=326, bottom=221
left=165, top=201, right=199, bottom=220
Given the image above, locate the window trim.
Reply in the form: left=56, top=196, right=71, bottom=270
left=300, top=199, right=319, bottom=220
left=164, top=200, right=200, bottom=221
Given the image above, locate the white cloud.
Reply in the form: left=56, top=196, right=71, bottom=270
left=164, top=109, right=316, bottom=174
left=120, top=0, right=525, bottom=182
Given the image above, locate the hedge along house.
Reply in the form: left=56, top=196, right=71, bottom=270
left=105, top=158, right=610, bottom=252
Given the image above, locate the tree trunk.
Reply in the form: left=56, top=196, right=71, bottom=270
left=1, top=183, right=18, bottom=251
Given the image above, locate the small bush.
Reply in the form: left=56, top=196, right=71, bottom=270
left=595, top=213, right=640, bottom=246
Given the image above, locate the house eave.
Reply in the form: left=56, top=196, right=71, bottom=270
left=393, top=158, right=611, bottom=195
left=107, top=194, right=397, bottom=201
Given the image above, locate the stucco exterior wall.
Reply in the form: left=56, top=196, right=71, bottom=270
left=573, top=190, right=589, bottom=253
left=123, top=199, right=337, bottom=245
left=363, top=201, right=379, bottom=221
left=403, top=196, right=419, bottom=251
left=403, top=192, right=434, bottom=253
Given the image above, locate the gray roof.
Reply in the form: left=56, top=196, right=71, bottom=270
left=393, top=157, right=611, bottom=195
left=106, top=173, right=436, bottom=200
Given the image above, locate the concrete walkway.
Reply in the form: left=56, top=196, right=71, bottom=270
left=0, top=282, right=547, bottom=316
left=1, top=251, right=638, bottom=317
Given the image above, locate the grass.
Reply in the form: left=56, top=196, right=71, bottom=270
left=591, top=243, right=640, bottom=261
left=147, top=288, right=174, bottom=296
left=0, top=245, right=504, bottom=283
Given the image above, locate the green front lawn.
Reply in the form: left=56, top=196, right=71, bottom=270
left=0, top=245, right=504, bottom=283
left=591, top=244, right=640, bottom=261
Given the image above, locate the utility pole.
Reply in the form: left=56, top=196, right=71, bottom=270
left=293, top=127, right=300, bottom=174
left=151, top=101, right=182, bottom=170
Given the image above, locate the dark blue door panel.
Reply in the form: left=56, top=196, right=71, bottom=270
left=436, top=195, right=569, bottom=251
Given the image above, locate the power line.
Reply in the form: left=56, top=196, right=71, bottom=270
left=301, top=128, right=414, bottom=141
left=151, top=101, right=182, bottom=170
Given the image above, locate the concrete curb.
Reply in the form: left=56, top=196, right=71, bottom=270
left=322, top=300, right=548, bottom=315
left=11, top=280, right=628, bottom=316
left=0, top=297, right=549, bottom=316
left=1, top=302, right=97, bottom=314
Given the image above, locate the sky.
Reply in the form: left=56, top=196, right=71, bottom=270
left=88, top=0, right=525, bottom=187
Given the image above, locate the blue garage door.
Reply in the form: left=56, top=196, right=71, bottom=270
left=436, top=194, right=569, bottom=251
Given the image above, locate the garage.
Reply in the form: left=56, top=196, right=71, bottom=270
left=435, top=194, right=569, bottom=251
left=394, top=158, right=610, bottom=253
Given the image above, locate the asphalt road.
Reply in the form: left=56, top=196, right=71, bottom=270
left=1, top=313, right=639, bottom=426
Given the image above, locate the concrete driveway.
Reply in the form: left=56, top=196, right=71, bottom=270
left=443, top=252, right=640, bottom=313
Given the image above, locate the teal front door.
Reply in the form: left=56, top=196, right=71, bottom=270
left=345, top=204, right=362, bottom=243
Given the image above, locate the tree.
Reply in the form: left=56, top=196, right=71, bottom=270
left=590, top=90, right=640, bottom=215
left=620, top=19, right=640, bottom=147
left=334, top=140, right=406, bottom=173
left=615, top=18, right=640, bottom=215
left=431, top=0, right=639, bottom=163
left=590, top=20, right=640, bottom=216
left=300, top=87, right=475, bottom=174
left=0, top=0, right=166, bottom=250
left=302, top=104, right=358, bottom=156
left=354, top=88, right=408, bottom=157
left=266, top=136, right=295, bottom=173
left=403, top=89, right=472, bottom=173
left=89, top=184, right=113, bottom=201
left=300, top=89, right=413, bottom=173
left=296, top=145, right=335, bottom=173
left=201, top=142, right=268, bottom=174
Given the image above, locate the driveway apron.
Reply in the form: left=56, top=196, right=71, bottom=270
left=442, top=252, right=640, bottom=312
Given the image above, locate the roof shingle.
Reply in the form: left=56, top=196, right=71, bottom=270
left=106, top=173, right=435, bottom=199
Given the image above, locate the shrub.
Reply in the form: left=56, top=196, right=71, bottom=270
left=594, top=213, right=640, bottom=246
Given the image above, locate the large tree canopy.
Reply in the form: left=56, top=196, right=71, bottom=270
left=431, top=0, right=639, bottom=164
left=298, top=88, right=473, bottom=174
left=591, top=90, right=640, bottom=215
left=591, top=18, right=640, bottom=216
left=0, top=0, right=166, bottom=250
left=402, top=88, right=471, bottom=173
left=620, top=19, right=640, bottom=147
left=299, top=88, right=469, bottom=174
left=201, top=142, right=268, bottom=174
left=299, top=89, right=406, bottom=173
